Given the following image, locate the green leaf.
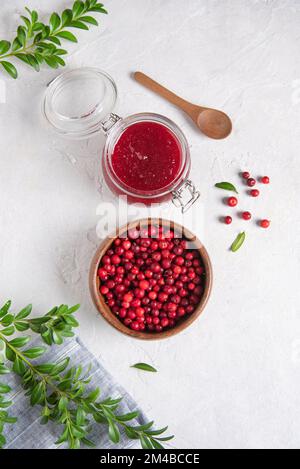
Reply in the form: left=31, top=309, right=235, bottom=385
left=55, top=48, right=68, bottom=56
left=1, top=314, right=14, bottom=326
left=55, top=426, right=69, bottom=444
left=117, top=410, right=139, bottom=422
left=215, top=182, right=238, bottom=193
left=0, top=399, right=12, bottom=409
left=0, top=40, right=11, bottom=55
left=11, top=37, right=21, bottom=52
left=56, top=31, right=78, bottom=43
left=41, top=25, right=51, bottom=39
left=29, top=317, right=51, bottom=325
left=12, top=356, right=26, bottom=375
left=0, top=301, right=11, bottom=319
left=41, top=328, right=52, bottom=345
left=80, top=15, right=98, bottom=25
left=35, top=364, right=54, bottom=374
left=30, top=381, right=44, bottom=406
left=72, top=1, right=85, bottom=17
left=51, top=357, right=70, bottom=375
left=2, top=415, right=17, bottom=424
left=146, top=425, right=169, bottom=436
left=61, top=9, right=73, bottom=27
left=151, top=439, right=164, bottom=449
left=125, top=427, right=138, bottom=439
left=57, top=305, right=69, bottom=315
left=17, top=26, right=26, bottom=46
left=21, top=15, right=31, bottom=31
left=69, top=21, right=89, bottom=30
left=231, top=232, right=246, bottom=252
left=0, top=434, right=6, bottom=448
left=15, top=321, right=30, bottom=332
left=58, top=396, right=68, bottom=412
left=140, top=434, right=153, bottom=449
left=50, top=13, right=61, bottom=31
left=16, top=305, right=32, bottom=320
left=71, top=424, right=86, bottom=439
left=86, top=388, right=100, bottom=403
left=108, top=419, right=120, bottom=444
left=156, top=435, right=175, bottom=441
left=0, top=61, right=18, bottom=79
left=32, top=22, right=44, bottom=32
left=89, top=5, right=108, bottom=14
left=0, top=339, right=5, bottom=363
left=23, top=347, right=46, bottom=359
left=131, top=421, right=154, bottom=432
left=72, top=438, right=81, bottom=449
left=131, top=363, right=157, bottom=373
left=0, top=365, right=11, bottom=375
left=52, top=330, right=63, bottom=344
left=30, top=10, right=39, bottom=23
left=63, top=315, right=79, bottom=327
left=9, top=337, right=30, bottom=348
left=44, top=56, right=59, bottom=69
left=0, top=325, right=15, bottom=336
left=47, top=36, right=61, bottom=46
left=81, top=437, right=95, bottom=447
left=26, top=54, right=40, bottom=71
left=76, top=407, right=86, bottom=426
left=0, top=383, right=11, bottom=393
left=5, top=346, right=16, bottom=362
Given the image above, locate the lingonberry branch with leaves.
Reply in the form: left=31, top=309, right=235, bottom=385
left=0, top=0, right=107, bottom=79
left=0, top=301, right=173, bottom=449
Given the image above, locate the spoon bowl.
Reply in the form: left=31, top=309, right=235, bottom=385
left=196, top=108, right=232, bottom=139
left=134, top=71, right=232, bottom=140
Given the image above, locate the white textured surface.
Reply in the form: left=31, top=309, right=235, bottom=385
left=0, top=0, right=300, bottom=449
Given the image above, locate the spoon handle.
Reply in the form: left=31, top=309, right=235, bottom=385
left=134, top=71, right=195, bottom=114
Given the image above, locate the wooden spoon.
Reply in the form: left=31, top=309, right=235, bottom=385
left=134, top=71, right=232, bottom=140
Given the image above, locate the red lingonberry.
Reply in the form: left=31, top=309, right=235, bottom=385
left=247, top=178, right=256, bottom=187
left=242, top=211, right=252, bottom=220
left=250, top=189, right=260, bottom=197
left=260, top=219, right=270, bottom=228
left=261, top=176, right=270, bottom=184
left=228, top=197, right=238, bottom=207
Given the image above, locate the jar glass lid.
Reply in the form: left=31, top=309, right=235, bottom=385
left=43, top=68, right=117, bottom=139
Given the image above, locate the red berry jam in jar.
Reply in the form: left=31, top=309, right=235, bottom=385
left=103, top=113, right=199, bottom=209
left=111, top=121, right=182, bottom=192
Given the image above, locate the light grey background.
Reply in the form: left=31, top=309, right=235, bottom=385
left=0, top=0, right=299, bottom=449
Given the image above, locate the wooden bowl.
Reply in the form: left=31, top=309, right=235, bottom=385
left=89, top=218, right=213, bottom=340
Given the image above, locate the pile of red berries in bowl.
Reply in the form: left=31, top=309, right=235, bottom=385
left=89, top=219, right=212, bottom=339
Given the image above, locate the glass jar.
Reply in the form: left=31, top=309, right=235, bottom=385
left=43, top=67, right=200, bottom=212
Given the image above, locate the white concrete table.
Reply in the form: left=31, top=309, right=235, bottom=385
left=0, top=0, right=299, bottom=449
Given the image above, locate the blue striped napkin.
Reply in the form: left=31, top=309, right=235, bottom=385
left=4, top=337, right=147, bottom=449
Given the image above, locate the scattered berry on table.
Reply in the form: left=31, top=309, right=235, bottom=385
left=247, top=178, right=256, bottom=187
left=260, top=219, right=270, bottom=228
left=242, top=211, right=252, bottom=220
left=242, top=171, right=250, bottom=179
left=224, top=216, right=232, bottom=225
left=227, top=196, right=238, bottom=207
left=261, top=176, right=270, bottom=184
left=250, top=189, right=260, bottom=197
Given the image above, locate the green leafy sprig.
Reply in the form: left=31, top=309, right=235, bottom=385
left=0, top=0, right=107, bottom=79
left=0, top=301, right=173, bottom=449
